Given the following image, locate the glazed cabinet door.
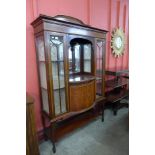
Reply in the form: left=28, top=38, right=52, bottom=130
left=35, top=35, right=50, bottom=115
left=47, top=32, right=68, bottom=116
left=95, top=39, right=106, bottom=98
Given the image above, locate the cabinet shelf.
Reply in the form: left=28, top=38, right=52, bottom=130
left=84, top=59, right=91, bottom=61
left=52, top=60, right=64, bottom=62
left=105, top=77, right=128, bottom=90
left=69, top=75, right=95, bottom=83
left=106, top=89, right=129, bottom=103
left=53, top=87, right=65, bottom=90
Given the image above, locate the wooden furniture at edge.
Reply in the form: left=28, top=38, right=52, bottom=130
left=102, top=70, right=129, bottom=121
left=26, top=94, right=40, bottom=155
left=31, top=15, right=108, bottom=153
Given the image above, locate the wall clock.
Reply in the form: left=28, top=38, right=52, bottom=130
left=111, top=28, right=125, bottom=57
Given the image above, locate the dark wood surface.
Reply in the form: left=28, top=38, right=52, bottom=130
left=31, top=14, right=107, bottom=153
left=26, top=94, right=40, bottom=155
left=32, top=15, right=107, bottom=119
left=103, top=70, right=129, bottom=117
left=105, top=69, right=129, bottom=76
left=44, top=99, right=106, bottom=141
left=106, top=77, right=129, bottom=92
left=31, top=14, right=108, bottom=33
left=106, top=89, right=129, bottom=103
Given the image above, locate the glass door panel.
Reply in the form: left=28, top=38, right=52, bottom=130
left=51, top=63, right=59, bottom=90
left=36, top=36, right=49, bottom=114
left=50, top=35, right=67, bottom=115
left=51, top=45, right=57, bottom=61
left=96, top=40, right=104, bottom=97
left=59, top=62, right=65, bottom=89
left=37, top=36, right=45, bottom=61
left=41, top=89, right=49, bottom=113
left=39, top=62, right=47, bottom=89
left=53, top=90, right=61, bottom=115
left=60, top=88, right=66, bottom=113
left=58, top=43, right=64, bottom=61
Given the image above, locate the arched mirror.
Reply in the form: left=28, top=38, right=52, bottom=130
left=68, top=38, right=93, bottom=75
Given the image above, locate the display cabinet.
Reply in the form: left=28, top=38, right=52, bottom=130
left=31, top=15, right=107, bottom=153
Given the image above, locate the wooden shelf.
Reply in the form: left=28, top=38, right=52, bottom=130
left=105, top=77, right=129, bottom=89
left=105, top=69, right=129, bottom=76
left=106, top=89, right=129, bottom=103
left=69, top=75, right=95, bottom=83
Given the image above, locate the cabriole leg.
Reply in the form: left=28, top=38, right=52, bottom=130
left=50, top=122, right=57, bottom=153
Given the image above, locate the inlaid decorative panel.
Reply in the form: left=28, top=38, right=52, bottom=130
left=69, top=81, right=95, bottom=112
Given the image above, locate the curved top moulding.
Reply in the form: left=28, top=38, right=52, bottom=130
left=53, top=15, right=85, bottom=25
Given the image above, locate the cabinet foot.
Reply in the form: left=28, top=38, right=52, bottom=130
left=113, top=110, right=117, bottom=116
left=102, top=108, right=104, bottom=122
left=50, top=122, right=57, bottom=153
left=52, top=143, right=56, bottom=153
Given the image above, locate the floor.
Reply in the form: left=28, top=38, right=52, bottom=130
left=39, top=108, right=129, bottom=155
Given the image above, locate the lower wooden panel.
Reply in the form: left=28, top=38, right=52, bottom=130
left=69, top=80, right=95, bottom=112
left=26, top=95, right=40, bottom=155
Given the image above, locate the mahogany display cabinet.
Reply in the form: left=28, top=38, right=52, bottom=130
left=31, top=15, right=108, bottom=153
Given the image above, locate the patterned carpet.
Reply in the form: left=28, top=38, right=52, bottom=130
left=39, top=108, right=129, bottom=155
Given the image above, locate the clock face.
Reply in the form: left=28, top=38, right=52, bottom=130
left=111, top=28, right=125, bottom=57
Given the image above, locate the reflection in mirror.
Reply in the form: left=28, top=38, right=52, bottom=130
left=74, top=44, right=80, bottom=72
left=84, top=44, right=91, bottom=59
left=69, top=44, right=80, bottom=73
left=115, top=36, right=122, bottom=49
left=84, top=44, right=91, bottom=72
left=69, top=38, right=92, bottom=74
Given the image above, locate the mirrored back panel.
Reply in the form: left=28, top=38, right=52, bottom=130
left=68, top=38, right=93, bottom=75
